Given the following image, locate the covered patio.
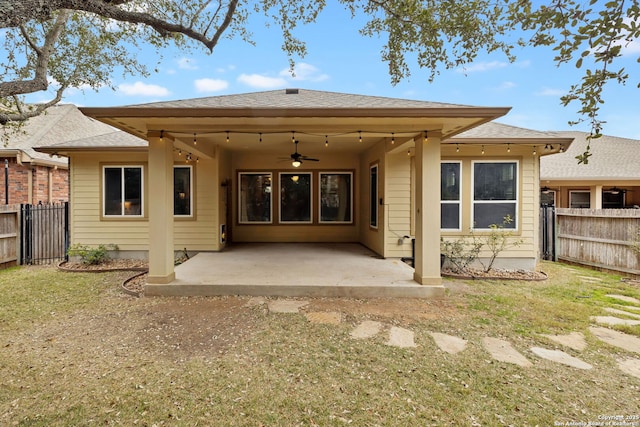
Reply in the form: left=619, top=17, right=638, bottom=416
left=145, top=243, right=443, bottom=298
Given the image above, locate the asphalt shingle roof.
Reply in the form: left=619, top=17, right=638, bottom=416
left=540, top=131, right=640, bottom=180
left=119, top=88, right=476, bottom=110
left=1, top=104, right=116, bottom=164
left=454, top=121, right=562, bottom=140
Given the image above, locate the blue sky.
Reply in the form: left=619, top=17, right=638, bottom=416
left=32, top=5, right=640, bottom=139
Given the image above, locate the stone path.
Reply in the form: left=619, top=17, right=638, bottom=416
left=258, top=295, right=640, bottom=380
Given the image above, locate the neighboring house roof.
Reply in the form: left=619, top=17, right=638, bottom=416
left=540, top=131, right=640, bottom=180
left=40, top=130, right=147, bottom=153
left=0, top=104, right=116, bottom=167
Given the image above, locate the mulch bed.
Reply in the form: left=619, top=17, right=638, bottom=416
left=58, top=259, right=149, bottom=297
left=442, top=267, right=548, bottom=281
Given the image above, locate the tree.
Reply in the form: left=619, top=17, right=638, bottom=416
left=1, top=0, right=638, bottom=157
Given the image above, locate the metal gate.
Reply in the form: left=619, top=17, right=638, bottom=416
left=540, top=205, right=556, bottom=261
left=20, top=202, right=69, bottom=265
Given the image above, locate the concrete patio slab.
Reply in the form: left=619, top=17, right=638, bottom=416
left=145, top=243, right=445, bottom=298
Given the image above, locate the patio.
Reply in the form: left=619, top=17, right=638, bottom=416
left=144, top=243, right=445, bottom=298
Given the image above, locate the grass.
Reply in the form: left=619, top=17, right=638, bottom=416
left=1, top=262, right=639, bottom=426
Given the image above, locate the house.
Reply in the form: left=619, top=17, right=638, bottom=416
left=540, top=131, right=640, bottom=208
left=35, top=89, right=573, bottom=296
left=0, top=104, right=115, bottom=205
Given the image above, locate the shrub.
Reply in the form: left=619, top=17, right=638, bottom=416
left=67, top=244, right=119, bottom=265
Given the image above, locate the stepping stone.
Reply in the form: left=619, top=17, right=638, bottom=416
left=589, top=327, right=640, bottom=353
left=606, top=294, right=640, bottom=304
left=591, top=316, right=640, bottom=326
left=530, top=347, right=592, bottom=370
left=429, top=332, right=467, bottom=354
left=306, top=312, right=342, bottom=325
left=482, top=337, right=532, bottom=367
left=617, top=358, right=640, bottom=380
left=386, top=326, right=417, bottom=348
left=540, top=332, right=587, bottom=351
left=267, top=300, right=308, bottom=313
left=350, top=320, right=382, bottom=339
left=604, top=307, right=640, bottom=319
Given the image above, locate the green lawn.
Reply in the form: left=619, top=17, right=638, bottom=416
left=1, top=262, right=639, bottom=426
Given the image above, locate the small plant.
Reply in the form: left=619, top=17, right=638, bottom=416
left=440, top=235, right=483, bottom=275
left=67, top=243, right=118, bottom=265
left=479, top=215, right=524, bottom=273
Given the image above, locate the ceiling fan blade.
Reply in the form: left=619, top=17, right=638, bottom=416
left=302, top=157, right=319, bottom=161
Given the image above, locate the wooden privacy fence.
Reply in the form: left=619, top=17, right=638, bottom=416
left=554, top=208, right=640, bottom=276
left=0, top=204, right=19, bottom=268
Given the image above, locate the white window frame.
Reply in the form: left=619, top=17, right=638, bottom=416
left=173, top=165, right=193, bottom=218
left=441, top=161, right=462, bottom=231
left=471, top=160, right=519, bottom=230
left=102, top=165, right=144, bottom=217
left=279, top=172, right=313, bottom=224
left=319, top=171, right=353, bottom=224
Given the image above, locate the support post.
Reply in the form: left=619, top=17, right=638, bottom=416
left=147, top=133, right=175, bottom=284
left=413, top=132, right=444, bottom=290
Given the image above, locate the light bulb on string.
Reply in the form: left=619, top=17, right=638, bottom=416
left=226, top=131, right=230, bottom=143
left=193, top=133, right=197, bottom=145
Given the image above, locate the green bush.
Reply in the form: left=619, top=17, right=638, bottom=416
left=67, top=243, right=119, bottom=265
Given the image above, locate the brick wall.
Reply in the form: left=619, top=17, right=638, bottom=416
left=0, top=157, right=69, bottom=204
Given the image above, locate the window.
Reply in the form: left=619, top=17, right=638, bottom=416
left=472, top=161, right=517, bottom=229
left=174, top=166, right=192, bottom=217
left=441, top=162, right=461, bottom=230
left=320, top=172, right=353, bottom=223
left=603, top=190, right=624, bottom=208
left=540, top=188, right=556, bottom=206
left=370, top=164, right=378, bottom=228
left=569, top=191, right=590, bottom=208
left=103, top=166, right=143, bottom=216
left=279, top=172, right=312, bottom=223
left=239, top=172, right=272, bottom=223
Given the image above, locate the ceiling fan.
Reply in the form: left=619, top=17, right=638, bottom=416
left=284, top=140, right=319, bottom=168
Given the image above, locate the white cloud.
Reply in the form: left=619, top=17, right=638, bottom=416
left=194, top=78, right=229, bottom=93
left=496, top=81, right=517, bottom=90
left=118, top=81, right=170, bottom=97
left=279, top=62, right=329, bottom=82
left=536, top=87, right=566, bottom=97
left=237, top=73, right=287, bottom=88
left=456, top=61, right=508, bottom=74
left=177, top=57, right=198, bottom=70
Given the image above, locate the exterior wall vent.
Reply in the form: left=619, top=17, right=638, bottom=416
left=285, top=88, right=299, bottom=94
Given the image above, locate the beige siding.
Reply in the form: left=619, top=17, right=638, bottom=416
left=69, top=152, right=220, bottom=253
left=385, top=150, right=413, bottom=258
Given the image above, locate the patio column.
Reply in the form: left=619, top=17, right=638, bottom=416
left=147, top=133, right=175, bottom=284
left=414, top=132, right=444, bottom=289
left=592, top=185, right=603, bottom=209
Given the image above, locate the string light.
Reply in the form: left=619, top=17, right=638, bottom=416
left=391, top=133, right=395, bottom=145
left=160, top=130, right=164, bottom=142
left=226, top=131, right=230, bottom=143
left=291, top=131, right=295, bottom=143
left=423, top=131, right=428, bottom=142
left=507, top=143, right=511, bottom=153
left=259, top=133, right=262, bottom=143
left=481, top=145, right=485, bottom=155
left=456, top=143, right=460, bottom=153
left=193, top=133, right=197, bottom=145
left=178, top=150, right=182, bottom=156
left=358, top=131, right=362, bottom=143
left=533, top=146, right=537, bottom=156
left=559, top=145, right=565, bottom=153
left=325, top=135, right=328, bottom=148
